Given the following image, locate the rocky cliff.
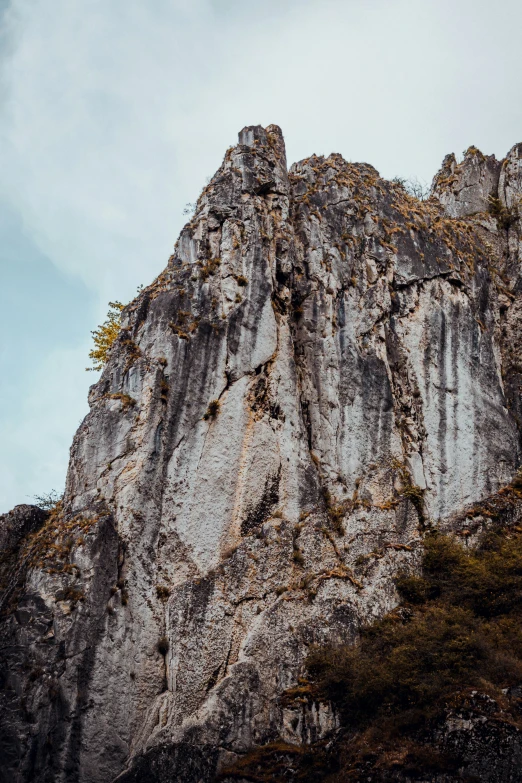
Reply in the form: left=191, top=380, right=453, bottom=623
left=1, top=125, right=522, bottom=783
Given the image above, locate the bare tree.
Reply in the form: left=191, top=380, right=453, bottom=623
left=32, top=489, right=63, bottom=510
left=392, top=176, right=430, bottom=201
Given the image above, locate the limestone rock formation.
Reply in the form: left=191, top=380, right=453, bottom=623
left=1, top=125, right=522, bottom=782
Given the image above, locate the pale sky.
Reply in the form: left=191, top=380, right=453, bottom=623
left=1, top=0, right=521, bottom=512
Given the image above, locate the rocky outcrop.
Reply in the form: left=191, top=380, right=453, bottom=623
left=0, top=505, right=47, bottom=554
left=431, top=147, right=502, bottom=218
left=1, top=126, right=522, bottom=782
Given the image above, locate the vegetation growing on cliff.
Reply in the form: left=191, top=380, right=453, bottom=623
left=203, top=399, right=221, bottom=420
left=308, top=529, right=522, bottom=722
left=87, top=301, right=125, bottom=371
left=221, top=484, right=522, bottom=781
left=32, top=489, right=63, bottom=511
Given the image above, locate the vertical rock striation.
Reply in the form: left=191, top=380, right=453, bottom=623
left=1, top=126, right=521, bottom=782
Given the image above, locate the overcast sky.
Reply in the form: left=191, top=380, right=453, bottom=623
left=1, top=0, right=521, bottom=512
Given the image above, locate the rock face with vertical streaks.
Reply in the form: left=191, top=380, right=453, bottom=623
left=1, top=126, right=522, bottom=782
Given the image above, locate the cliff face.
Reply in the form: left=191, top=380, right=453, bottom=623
left=1, top=126, right=522, bottom=783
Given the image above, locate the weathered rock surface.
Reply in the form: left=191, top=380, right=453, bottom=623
left=1, top=126, right=522, bottom=782
left=0, top=505, right=47, bottom=554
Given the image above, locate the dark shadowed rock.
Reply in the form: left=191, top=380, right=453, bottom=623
left=0, top=505, right=47, bottom=553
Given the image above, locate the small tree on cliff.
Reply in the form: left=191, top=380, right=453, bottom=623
left=87, top=301, right=125, bottom=371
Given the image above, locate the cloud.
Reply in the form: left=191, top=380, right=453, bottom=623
left=2, top=0, right=520, bottom=299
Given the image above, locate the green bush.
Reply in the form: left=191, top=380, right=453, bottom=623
left=401, top=529, right=522, bottom=618
left=488, top=195, right=518, bottom=230
left=87, top=301, right=124, bottom=371
left=223, top=516, right=522, bottom=780
left=308, top=530, right=522, bottom=728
